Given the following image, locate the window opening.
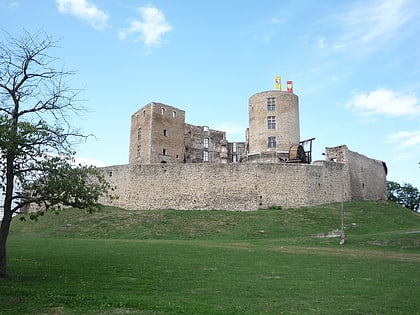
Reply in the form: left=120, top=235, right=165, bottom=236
left=267, top=97, right=276, bottom=111
left=203, top=151, right=209, bottom=162
left=267, top=116, right=276, bottom=130
left=203, top=137, right=209, bottom=149
left=267, top=136, right=277, bottom=149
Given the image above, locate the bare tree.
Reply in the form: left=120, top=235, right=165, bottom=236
left=0, top=30, right=112, bottom=277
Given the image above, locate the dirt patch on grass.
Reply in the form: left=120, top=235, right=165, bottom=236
left=130, top=239, right=420, bottom=262
left=267, top=245, right=420, bottom=262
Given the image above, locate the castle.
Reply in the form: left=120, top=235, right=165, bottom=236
left=100, top=87, right=387, bottom=210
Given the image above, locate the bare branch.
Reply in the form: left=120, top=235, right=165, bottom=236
left=0, top=30, right=111, bottom=276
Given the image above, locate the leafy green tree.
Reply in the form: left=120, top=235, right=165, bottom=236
left=0, top=31, right=112, bottom=277
left=387, top=181, right=402, bottom=203
left=387, top=181, right=420, bottom=212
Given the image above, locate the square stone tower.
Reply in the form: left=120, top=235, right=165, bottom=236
left=129, top=102, right=186, bottom=164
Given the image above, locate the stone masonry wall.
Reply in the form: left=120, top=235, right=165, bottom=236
left=184, top=124, right=226, bottom=163
left=325, top=145, right=387, bottom=201
left=100, top=161, right=351, bottom=211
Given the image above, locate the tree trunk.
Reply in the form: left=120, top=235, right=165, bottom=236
left=1, top=139, right=17, bottom=278
left=0, top=163, right=14, bottom=278
left=0, top=212, right=12, bottom=278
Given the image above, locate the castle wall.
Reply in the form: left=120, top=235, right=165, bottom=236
left=121, top=92, right=387, bottom=211
left=100, top=161, right=352, bottom=211
left=325, top=145, right=387, bottom=201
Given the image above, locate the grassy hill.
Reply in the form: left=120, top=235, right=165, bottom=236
left=10, top=200, right=420, bottom=250
left=2, top=201, right=420, bottom=314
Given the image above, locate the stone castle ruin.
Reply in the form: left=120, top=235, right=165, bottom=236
left=101, top=88, right=387, bottom=210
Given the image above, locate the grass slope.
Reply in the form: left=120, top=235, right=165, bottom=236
left=1, top=201, right=420, bottom=314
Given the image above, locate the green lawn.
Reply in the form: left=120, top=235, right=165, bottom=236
left=1, top=201, right=420, bottom=314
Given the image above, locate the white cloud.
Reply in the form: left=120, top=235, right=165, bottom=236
left=331, top=0, right=416, bottom=53
left=387, top=130, right=420, bottom=149
left=56, top=0, right=109, bottom=30
left=346, top=88, right=420, bottom=117
left=119, top=5, right=173, bottom=47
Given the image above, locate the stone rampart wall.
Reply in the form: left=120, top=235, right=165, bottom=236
left=325, top=145, right=387, bottom=201
left=101, top=161, right=353, bottom=211
left=100, top=145, right=387, bottom=211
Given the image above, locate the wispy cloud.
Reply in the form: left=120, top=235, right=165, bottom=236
left=329, top=0, right=417, bottom=53
left=346, top=88, right=420, bottom=117
left=387, top=130, right=420, bottom=149
left=56, top=0, right=109, bottom=30
left=118, top=5, right=172, bottom=47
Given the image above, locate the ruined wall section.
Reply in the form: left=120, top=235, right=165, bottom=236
left=101, top=162, right=349, bottom=211
left=227, top=142, right=247, bottom=163
left=325, top=145, right=387, bottom=201
left=184, top=124, right=226, bottom=163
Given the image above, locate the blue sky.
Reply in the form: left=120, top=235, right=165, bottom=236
left=1, top=0, right=420, bottom=189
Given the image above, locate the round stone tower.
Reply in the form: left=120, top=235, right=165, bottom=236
left=248, top=90, right=300, bottom=154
